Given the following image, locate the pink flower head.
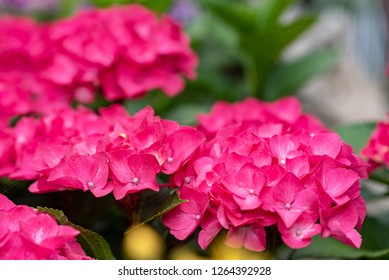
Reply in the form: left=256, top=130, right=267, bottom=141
left=0, top=15, right=74, bottom=121
left=162, top=187, right=208, bottom=240
left=165, top=97, right=368, bottom=252
left=362, top=116, right=389, bottom=171
left=98, top=5, right=197, bottom=100
left=49, top=9, right=118, bottom=67
left=0, top=5, right=197, bottom=124
left=0, top=15, right=48, bottom=71
left=197, top=97, right=329, bottom=138
left=0, top=102, right=201, bottom=203
left=0, top=194, right=90, bottom=260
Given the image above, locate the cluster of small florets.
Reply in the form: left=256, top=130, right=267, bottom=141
left=1, top=104, right=205, bottom=199
left=0, top=4, right=197, bottom=127
left=361, top=115, right=389, bottom=171
left=0, top=194, right=90, bottom=260
left=162, top=97, right=368, bottom=251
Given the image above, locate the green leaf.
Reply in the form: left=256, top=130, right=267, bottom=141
left=263, top=49, right=338, bottom=101
left=239, top=17, right=316, bottom=97
left=201, top=0, right=257, bottom=32
left=82, top=0, right=141, bottom=9
left=334, top=122, right=377, bottom=154
left=277, top=15, right=316, bottom=49
left=58, top=0, right=78, bottom=18
left=164, top=103, right=211, bottom=125
left=289, top=217, right=389, bottom=259
left=38, top=207, right=116, bottom=260
left=138, top=0, right=173, bottom=13
left=369, top=166, right=389, bottom=186
left=0, top=179, right=15, bottom=195
left=88, top=0, right=173, bottom=13
left=127, top=191, right=186, bottom=232
left=257, top=0, right=297, bottom=27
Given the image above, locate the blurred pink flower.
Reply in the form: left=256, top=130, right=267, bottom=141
left=0, top=194, right=90, bottom=260
left=362, top=116, right=389, bottom=171
left=0, top=5, right=198, bottom=127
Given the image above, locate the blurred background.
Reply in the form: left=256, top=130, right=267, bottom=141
left=2, top=0, right=389, bottom=260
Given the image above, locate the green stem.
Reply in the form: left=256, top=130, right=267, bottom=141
left=241, top=54, right=260, bottom=98
left=287, top=249, right=296, bottom=260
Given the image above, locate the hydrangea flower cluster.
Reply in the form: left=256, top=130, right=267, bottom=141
left=0, top=194, right=90, bottom=260
left=0, top=4, right=197, bottom=127
left=162, top=97, right=368, bottom=251
left=0, top=16, right=70, bottom=127
left=361, top=115, right=389, bottom=171
left=0, top=104, right=205, bottom=199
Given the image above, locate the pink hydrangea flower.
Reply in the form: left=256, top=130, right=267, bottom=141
left=164, top=97, right=367, bottom=252
left=0, top=194, right=90, bottom=260
left=0, top=5, right=197, bottom=127
left=0, top=104, right=205, bottom=202
left=0, top=16, right=72, bottom=125
left=361, top=115, right=389, bottom=171
left=47, top=4, right=197, bottom=101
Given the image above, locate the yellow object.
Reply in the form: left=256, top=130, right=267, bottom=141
left=210, top=232, right=272, bottom=260
left=169, top=245, right=208, bottom=260
left=122, top=224, right=164, bottom=260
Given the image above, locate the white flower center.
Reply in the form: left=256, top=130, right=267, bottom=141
left=285, top=202, right=291, bottom=210
left=132, top=177, right=140, bottom=185
left=87, top=182, right=95, bottom=189
left=167, top=157, right=173, bottom=164
left=184, top=177, right=191, bottom=184
left=195, top=214, right=201, bottom=221
left=295, top=229, right=303, bottom=238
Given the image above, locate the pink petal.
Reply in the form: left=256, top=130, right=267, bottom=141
left=0, top=194, right=16, bottom=210
left=269, top=135, right=297, bottom=164
left=267, top=96, right=301, bottom=123
left=323, top=168, right=359, bottom=202
left=286, top=156, right=310, bottom=178
left=198, top=211, right=223, bottom=250
left=278, top=213, right=321, bottom=249
left=162, top=127, right=205, bottom=174
left=225, top=223, right=266, bottom=252
left=310, top=133, right=342, bottom=158
left=162, top=187, right=208, bottom=240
